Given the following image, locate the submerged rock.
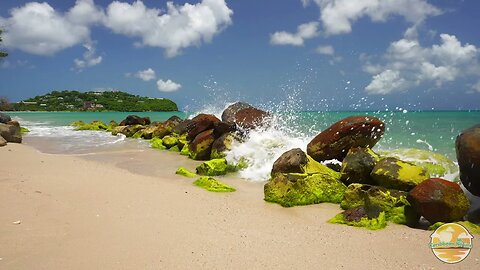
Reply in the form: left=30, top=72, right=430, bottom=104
left=0, top=122, right=22, bottom=143
left=307, top=115, right=385, bottom=162
left=0, top=112, right=12, bottom=124
left=456, top=124, right=480, bottom=196
left=175, top=167, right=197, bottom=178
left=371, top=157, right=429, bottom=191
left=193, top=176, right=236, bottom=192
left=264, top=166, right=346, bottom=207
left=408, top=178, right=470, bottom=223
left=189, top=129, right=215, bottom=160
left=379, top=148, right=458, bottom=178
left=341, top=183, right=409, bottom=224
left=340, top=147, right=379, bottom=185
left=196, top=158, right=236, bottom=176
left=119, top=115, right=150, bottom=126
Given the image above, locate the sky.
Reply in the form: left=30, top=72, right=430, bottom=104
left=0, top=0, right=479, bottom=111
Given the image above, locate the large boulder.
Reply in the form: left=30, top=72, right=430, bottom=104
left=371, top=157, right=429, bottom=191
left=140, top=124, right=158, bottom=139
left=162, top=135, right=179, bottom=149
left=408, top=178, right=470, bottom=223
left=167, top=115, right=183, bottom=125
left=221, top=102, right=253, bottom=123
left=152, top=122, right=175, bottom=139
left=271, top=148, right=338, bottom=176
left=0, top=122, right=22, bottom=143
left=196, top=158, right=236, bottom=176
left=340, top=147, right=379, bottom=185
left=307, top=115, right=385, bottom=162
left=187, top=114, right=221, bottom=141
left=211, top=132, right=235, bottom=159
left=379, top=148, right=458, bottom=178
left=213, top=121, right=236, bottom=138
left=341, top=183, right=409, bottom=224
left=456, top=124, right=480, bottom=196
left=264, top=165, right=346, bottom=207
left=119, top=115, right=150, bottom=126
left=233, top=107, right=271, bottom=130
left=0, top=112, right=12, bottom=124
left=171, top=119, right=195, bottom=135
left=111, top=125, right=144, bottom=137
left=189, top=129, right=216, bottom=160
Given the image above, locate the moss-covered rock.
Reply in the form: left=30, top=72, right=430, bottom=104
left=20, top=127, right=30, bottom=133
left=169, top=145, right=180, bottom=152
left=371, top=157, right=429, bottom=191
left=264, top=165, right=346, bottom=207
left=112, top=124, right=144, bottom=137
left=151, top=137, right=167, bottom=150
left=211, top=133, right=235, bottom=159
left=132, top=130, right=143, bottom=139
left=341, top=183, right=409, bottom=224
left=193, top=176, right=236, bottom=192
left=180, top=143, right=190, bottom=156
left=189, top=129, right=215, bottom=160
left=340, top=147, right=379, bottom=185
left=70, top=120, right=85, bottom=127
left=162, top=135, right=179, bottom=149
left=175, top=167, right=197, bottom=178
left=74, top=120, right=108, bottom=131
left=379, top=148, right=457, bottom=178
left=196, top=158, right=236, bottom=176
left=106, top=120, right=118, bottom=132
left=329, top=210, right=387, bottom=230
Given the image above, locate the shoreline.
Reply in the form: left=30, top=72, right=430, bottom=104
left=1, top=143, right=478, bottom=269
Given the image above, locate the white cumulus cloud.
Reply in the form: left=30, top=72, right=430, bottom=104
left=73, top=40, right=103, bottom=70
left=316, top=45, right=335, bottom=55
left=157, top=79, right=182, bottom=92
left=270, top=22, right=319, bottom=46
left=363, top=32, right=480, bottom=94
left=104, top=0, right=233, bottom=57
left=134, top=68, right=157, bottom=81
left=0, top=0, right=103, bottom=55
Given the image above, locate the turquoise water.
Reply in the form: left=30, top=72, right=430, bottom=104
left=8, top=110, right=479, bottom=160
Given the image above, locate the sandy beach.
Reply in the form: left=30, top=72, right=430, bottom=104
left=1, top=143, right=478, bottom=269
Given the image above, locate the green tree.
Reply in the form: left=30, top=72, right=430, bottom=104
left=0, top=29, right=8, bottom=58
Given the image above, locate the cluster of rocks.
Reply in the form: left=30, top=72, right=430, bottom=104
left=0, top=112, right=25, bottom=147
left=264, top=115, right=477, bottom=230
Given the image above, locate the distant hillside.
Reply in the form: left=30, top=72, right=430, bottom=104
left=14, top=90, right=178, bottom=112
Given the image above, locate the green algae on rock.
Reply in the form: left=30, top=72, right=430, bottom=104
left=196, top=158, right=237, bottom=176
left=193, top=176, right=236, bottom=192
left=169, top=145, right=180, bottom=152
left=74, top=120, right=108, bottom=131
left=264, top=165, right=346, bottom=207
left=162, top=135, right=179, bottom=149
left=175, top=167, right=197, bottom=178
left=371, top=157, right=429, bottom=191
left=340, top=147, right=379, bottom=185
left=329, top=211, right=387, bottom=230
left=379, top=148, right=458, bottom=178
left=180, top=143, right=190, bottom=156
left=20, top=127, right=30, bottom=133
left=341, top=183, right=409, bottom=224
left=151, top=137, right=167, bottom=150
left=429, top=221, right=480, bottom=235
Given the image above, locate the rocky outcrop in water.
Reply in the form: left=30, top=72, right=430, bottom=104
left=119, top=115, right=151, bottom=126
left=307, top=115, right=385, bottom=162
left=456, top=124, right=480, bottom=196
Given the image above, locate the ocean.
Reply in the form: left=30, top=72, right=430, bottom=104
left=7, top=109, right=480, bottom=182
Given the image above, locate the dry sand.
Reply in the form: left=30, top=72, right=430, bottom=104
left=1, top=143, right=479, bottom=269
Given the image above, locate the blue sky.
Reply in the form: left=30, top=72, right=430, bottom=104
left=0, top=0, right=479, bottom=111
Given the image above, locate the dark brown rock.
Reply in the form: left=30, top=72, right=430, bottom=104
left=307, top=115, right=385, bottom=162
left=213, top=121, right=237, bottom=138
left=456, top=124, right=480, bottom=196
left=407, top=178, right=470, bottom=223
left=171, top=119, right=195, bottom=135
left=271, top=148, right=308, bottom=175
left=233, top=107, right=271, bottom=130
left=187, top=114, right=221, bottom=141
left=0, top=122, right=22, bottom=143
left=221, top=102, right=253, bottom=123
left=189, top=129, right=215, bottom=160
left=0, top=112, right=11, bottom=124
left=167, top=115, right=183, bottom=125
left=340, top=148, right=379, bottom=185
left=119, top=115, right=151, bottom=126
left=211, top=133, right=235, bottom=159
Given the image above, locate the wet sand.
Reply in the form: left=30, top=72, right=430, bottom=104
left=1, top=143, right=478, bottom=269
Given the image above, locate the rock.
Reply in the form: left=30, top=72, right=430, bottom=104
left=221, top=102, right=253, bottom=123
left=408, top=178, right=470, bottom=223
left=456, top=124, right=480, bottom=196
left=119, top=115, right=150, bottom=126
left=180, top=143, right=190, bottom=156
left=152, top=122, right=174, bottom=139
left=171, top=119, right=195, bottom=135
left=189, top=129, right=215, bottom=160
left=233, top=107, right=271, bottom=130
left=307, top=115, right=385, bottom=162
left=0, top=136, right=6, bottom=146
left=0, top=112, right=12, bottom=124
left=271, top=148, right=333, bottom=176
left=341, top=183, right=409, bottom=224
left=196, top=158, right=236, bottom=176
left=329, top=208, right=387, bottom=230
left=151, top=137, right=167, bottom=150
left=0, top=123, right=22, bottom=143
left=193, top=176, right=236, bottom=192
left=107, top=120, right=118, bottom=132
left=74, top=120, right=108, bottom=131
left=121, top=125, right=145, bottom=137
left=162, top=135, right=178, bottom=149
left=264, top=165, right=346, bottom=207
left=211, top=133, right=235, bottom=159
left=167, top=115, right=183, bottom=125
left=140, top=124, right=158, bottom=139
left=111, top=126, right=127, bottom=136
left=340, top=148, right=379, bottom=185
left=70, top=120, right=85, bottom=127
left=20, top=127, right=30, bottom=133
left=379, top=148, right=458, bottom=178
left=371, top=157, right=429, bottom=191
left=175, top=167, right=197, bottom=178
left=213, top=121, right=236, bottom=138
left=187, top=114, right=221, bottom=141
